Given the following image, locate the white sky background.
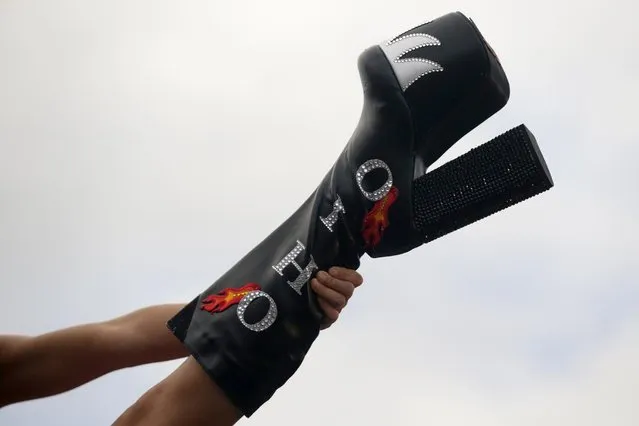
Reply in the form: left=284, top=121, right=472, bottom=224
left=1, top=0, right=637, bottom=425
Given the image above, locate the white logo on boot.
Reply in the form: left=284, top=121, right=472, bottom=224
left=379, top=33, right=443, bottom=91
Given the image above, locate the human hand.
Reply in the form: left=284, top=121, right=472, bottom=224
left=311, top=267, right=364, bottom=330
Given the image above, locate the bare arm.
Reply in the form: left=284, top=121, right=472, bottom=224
left=0, top=267, right=363, bottom=411
left=113, top=267, right=364, bottom=426
left=0, top=304, right=187, bottom=408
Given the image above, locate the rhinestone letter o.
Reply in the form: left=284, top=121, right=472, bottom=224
left=237, top=290, right=278, bottom=332
left=356, top=159, right=393, bottom=201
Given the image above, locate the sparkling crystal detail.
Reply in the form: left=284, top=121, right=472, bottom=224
left=355, top=159, right=394, bottom=201
left=272, top=240, right=317, bottom=294
left=287, top=256, right=317, bottom=295
left=320, top=196, right=346, bottom=232
left=237, top=290, right=278, bottom=332
left=379, top=32, right=443, bottom=91
left=272, top=241, right=305, bottom=275
left=387, top=33, right=441, bottom=47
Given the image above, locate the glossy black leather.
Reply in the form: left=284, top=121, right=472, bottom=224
left=168, top=11, right=510, bottom=417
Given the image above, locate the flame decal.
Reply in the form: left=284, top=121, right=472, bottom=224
left=361, top=186, right=399, bottom=248
left=201, top=283, right=261, bottom=314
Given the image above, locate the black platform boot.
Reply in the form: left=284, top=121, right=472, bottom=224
left=168, top=11, right=553, bottom=417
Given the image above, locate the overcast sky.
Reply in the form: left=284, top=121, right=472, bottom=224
left=1, top=0, right=637, bottom=425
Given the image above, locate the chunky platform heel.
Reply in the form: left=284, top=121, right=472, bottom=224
left=413, top=124, right=554, bottom=243
left=168, top=12, right=553, bottom=418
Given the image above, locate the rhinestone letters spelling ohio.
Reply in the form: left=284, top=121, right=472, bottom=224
left=202, top=158, right=395, bottom=332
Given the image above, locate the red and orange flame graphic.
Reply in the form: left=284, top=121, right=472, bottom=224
left=361, top=186, right=399, bottom=248
left=200, top=283, right=261, bottom=314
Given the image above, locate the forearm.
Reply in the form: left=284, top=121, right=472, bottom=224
left=0, top=323, right=118, bottom=407
left=0, top=304, right=188, bottom=408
